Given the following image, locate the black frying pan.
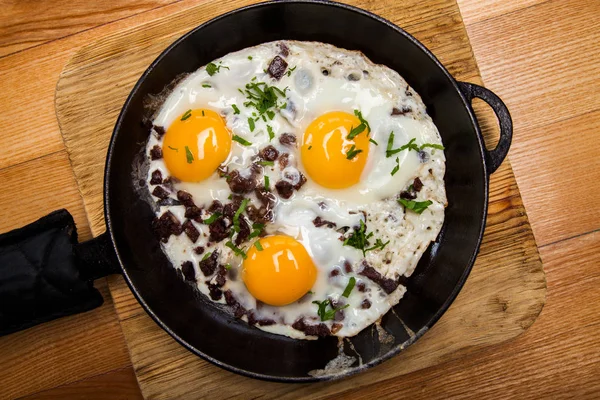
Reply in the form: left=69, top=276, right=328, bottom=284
left=3, top=0, right=513, bottom=382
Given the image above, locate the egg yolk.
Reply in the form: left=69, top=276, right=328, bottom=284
left=242, top=235, right=317, bottom=306
left=162, top=109, right=231, bottom=182
left=301, top=111, right=370, bottom=189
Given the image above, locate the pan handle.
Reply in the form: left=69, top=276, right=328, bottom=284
left=0, top=209, right=120, bottom=336
left=457, top=81, right=513, bottom=174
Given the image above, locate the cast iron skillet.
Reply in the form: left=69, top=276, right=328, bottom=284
left=82, top=0, right=511, bottom=382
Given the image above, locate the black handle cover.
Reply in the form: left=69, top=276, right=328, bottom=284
left=457, top=81, right=513, bottom=174
left=0, top=210, right=120, bottom=336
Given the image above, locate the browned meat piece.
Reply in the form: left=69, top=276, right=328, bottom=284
left=278, top=153, right=290, bottom=168
left=152, top=186, right=170, bottom=200
left=152, top=211, right=182, bottom=242
left=177, top=190, right=195, bottom=208
left=246, top=205, right=273, bottom=224
left=150, top=145, right=162, bottom=160
left=194, top=246, right=204, bottom=255
left=291, top=318, right=331, bottom=337
left=199, top=251, right=219, bottom=276
left=331, top=323, right=343, bottom=334
left=400, top=191, right=417, bottom=200
left=259, top=145, right=279, bottom=161
left=227, top=169, right=258, bottom=194
left=182, top=220, right=200, bottom=243
left=391, top=106, right=412, bottom=116
left=184, top=205, right=202, bottom=220
left=208, top=217, right=230, bottom=242
left=279, top=133, right=296, bottom=146
left=255, top=188, right=276, bottom=207
left=343, top=260, right=352, bottom=273
left=215, top=265, right=227, bottom=287
left=278, top=42, right=290, bottom=57
left=275, top=180, right=294, bottom=199
left=313, top=216, right=337, bottom=229
left=356, top=282, right=366, bottom=292
left=208, top=200, right=224, bottom=214
left=208, top=283, right=223, bottom=301
left=224, top=290, right=247, bottom=318
left=267, top=55, right=288, bottom=80
left=294, top=172, right=307, bottom=190
left=412, top=177, right=423, bottom=192
left=359, top=261, right=399, bottom=294
left=234, top=218, right=251, bottom=246
left=150, top=170, right=163, bottom=185
left=153, top=125, right=165, bottom=136
left=361, top=299, right=372, bottom=309
left=181, top=261, right=195, bottom=281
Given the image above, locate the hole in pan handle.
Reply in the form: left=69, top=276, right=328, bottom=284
left=0, top=209, right=120, bottom=336
left=457, top=81, right=513, bottom=174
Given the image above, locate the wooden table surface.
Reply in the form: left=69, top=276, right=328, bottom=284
left=0, top=0, right=598, bottom=399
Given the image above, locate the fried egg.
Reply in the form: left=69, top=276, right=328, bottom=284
left=145, top=41, right=446, bottom=339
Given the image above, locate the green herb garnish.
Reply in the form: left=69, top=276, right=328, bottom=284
left=233, top=135, right=252, bottom=146
left=343, top=220, right=387, bottom=256
left=259, top=160, right=274, bottom=167
left=342, top=277, right=356, bottom=298
left=248, top=222, right=265, bottom=239
left=181, top=109, right=192, bottom=121
left=267, top=125, right=275, bottom=141
left=365, top=238, right=390, bottom=252
left=347, top=124, right=367, bottom=140
left=391, top=157, right=400, bottom=176
left=248, top=56, right=253, bottom=60
left=206, top=62, right=229, bottom=76
left=202, top=212, right=221, bottom=225
left=242, top=81, right=286, bottom=116
left=202, top=252, right=212, bottom=261
left=224, top=264, right=232, bottom=270
left=346, top=145, right=363, bottom=160
left=202, top=83, right=211, bottom=88
left=233, top=198, right=250, bottom=232
left=264, top=175, right=270, bottom=190
left=369, top=138, right=378, bottom=146
left=266, top=110, right=275, bottom=120
left=420, top=143, right=445, bottom=151
left=308, top=145, right=312, bottom=150
left=232, top=104, right=240, bottom=114
left=168, top=146, right=178, bottom=152
left=254, top=241, right=264, bottom=251
left=286, top=66, right=297, bottom=77
left=247, top=118, right=255, bottom=132
left=397, top=199, right=433, bottom=214
left=312, top=299, right=349, bottom=321
left=185, top=146, right=194, bottom=164
left=226, top=240, right=247, bottom=259
left=354, top=109, right=371, bottom=132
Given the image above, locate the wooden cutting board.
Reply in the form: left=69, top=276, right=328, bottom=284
left=55, top=0, right=546, bottom=398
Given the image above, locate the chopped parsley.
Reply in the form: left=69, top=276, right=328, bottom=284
left=248, top=222, right=265, bottom=239
left=206, top=62, right=229, bottom=76
left=398, top=199, right=433, bottom=214
left=242, top=81, right=287, bottom=116
left=248, top=56, right=253, bottom=60
left=231, top=104, right=240, bottom=114
left=343, top=220, right=387, bottom=256
left=264, top=175, right=270, bottom=190
left=342, top=277, right=356, bottom=298
left=347, top=110, right=371, bottom=140
left=391, top=157, right=400, bottom=176
left=201, top=252, right=212, bottom=261
left=346, top=145, right=363, bottom=160
left=248, top=118, right=255, bottom=132
left=224, top=264, right=232, bottom=270
left=202, top=83, right=211, bottom=88
left=312, top=299, right=349, bottom=321
left=226, top=240, right=247, bottom=259
left=233, top=135, right=252, bottom=146
left=267, top=125, right=275, bottom=141
left=258, top=160, right=274, bottom=167
left=233, top=198, right=250, bottom=232
left=168, top=146, right=178, bottom=152
left=286, top=66, right=297, bottom=77
left=181, top=109, right=192, bottom=121
left=254, top=241, right=264, bottom=251
left=369, top=138, right=379, bottom=146
left=202, top=212, right=221, bottom=225
left=308, top=145, right=312, bottom=150
left=420, top=143, right=445, bottom=151
left=185, top=146, right=194, bottom=164
left=266, top=110, right=275, bottom=120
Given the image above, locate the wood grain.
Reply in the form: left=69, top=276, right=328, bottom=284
left=53, top=0, right=545, bottom=398
left=0, top=279, right=131, bottom=400
left=21, top=367, right=142, bottom=400
left=0, top=0, right=177, bottom=58
left=333, top=230, right=600, bottom=400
